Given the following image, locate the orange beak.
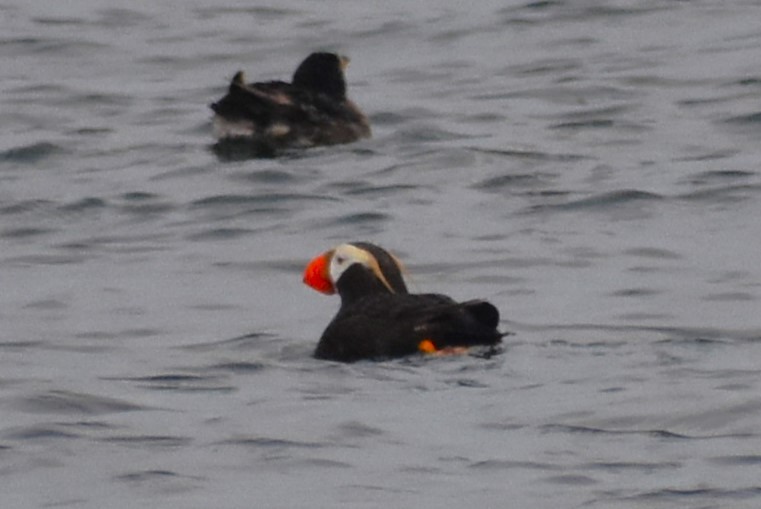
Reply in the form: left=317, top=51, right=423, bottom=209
left=303, top=251, right=335, bottom=295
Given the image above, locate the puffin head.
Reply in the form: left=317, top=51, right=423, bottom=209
left=292, top=52, right=349, bottom=100
left=303, top=242, right=408, bottom=299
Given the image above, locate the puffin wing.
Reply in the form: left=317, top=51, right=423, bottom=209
left=405, top=296, right=503, bottom=349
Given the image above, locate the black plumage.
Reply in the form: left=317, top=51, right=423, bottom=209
left=210, top=52, right=370, bottom=151
left=303, top=242, right=505, bottom=362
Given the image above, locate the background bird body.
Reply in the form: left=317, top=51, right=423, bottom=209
left=211, top=53, right=370, bottom=151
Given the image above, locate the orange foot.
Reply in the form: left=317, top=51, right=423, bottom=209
left=418, top=339, right=469, bottom=356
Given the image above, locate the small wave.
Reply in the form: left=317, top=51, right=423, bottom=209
left=1, top=37, right=106, bottom=55
left=702, top=292, right=756, bottom=302
left=1, top=142, right=64, bottom=164
left=541, top=424, right=693, bottom=439
left=2, top=424, right=81, bottom=441
left=22, top=298, right=68, bottom=310
left=345, top=183, right=422, bottom=197
left=329, top=211, right=391, bottom=226
left=108, top=373, right=236, bottom=393
left=609, top=287, right=662, bottom=298
left=725, top=112, right=761, bottom=125
left=685, top=169, right=755, bottom=184
left=470, top=459, right=559, bottom=471
left=0, top=227, right=54, bottom=239
left=334, top=421, right=385, bottom=438
left=652, top=336, right=731, bottom=347
left=191, top=193, right=337, bottom=208
left=120, top=203, right=176, bottom=216
left=370, top=108, right=436, bottom=126
left=215, top=436, right=323, bottom=449
left=195, top=5, right=295, bottom=18
left=675, top=150, right=740, bottom=162
left=543, top=474, right=597, bottom=486
left=3, top=254, right=87, bottom=266
left=501, top=57, right=583, bottom=77
left=94, top=8, right=151, bottom=28
left=732, top=77, right=761, bottom=87
left=58, top=197, right=108, bottom=213
left=186, top=227, right=255, bottom=241
left=503, top=1, right=667, bottom=23
left=467, top=146, right=588, bottom=162
left=12, top=390, right=145, bottom=416
left=528, top=189, right=663, bottom=213
left=115, top=470, right=181, bottom=482
left=708, top=454, right=761, bottom=466
left=180, top=332, right=275, bottom=352
left=582, top=460, right=681, bottom=473
left=127, top=374, right=209, bottom=383
left=623, top=247, right=682, bottom=260
left=550, top=119, right=615, bottom=130
left=0, top=340, right=45, bottom=351
left=104, top=435, right=192, bottom=448
left=574, top=189, right=664, bottom=206
left=0, top=200, right=55, bottom=216
left=233, top=168, right=303, bottom=184
left=679, top=183, right=761, bottom=203
left=472, top=173, right=549, bottom=190
left=392, top=124, right=475, bottom=143
left=628, top=486, right=761, bottom=503
left=207, top=361, right=267, bottom=374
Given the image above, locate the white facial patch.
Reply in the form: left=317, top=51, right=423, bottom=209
left=328, top=243, right=398, bottom=293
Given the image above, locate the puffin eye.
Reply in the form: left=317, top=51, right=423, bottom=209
left=335, top=255, right=346, bottom=265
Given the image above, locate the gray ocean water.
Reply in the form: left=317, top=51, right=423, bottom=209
left=3, top=1, right=761, bottom=508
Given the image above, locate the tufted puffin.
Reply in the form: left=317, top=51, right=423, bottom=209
left=210, top=52, right=370, bottom=152
left=303, top=242, right=505, bottom=362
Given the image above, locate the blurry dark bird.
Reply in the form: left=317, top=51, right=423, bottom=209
left=303, top=242, right=505, bottom=362
left=210, top=52, right=370, bottom=152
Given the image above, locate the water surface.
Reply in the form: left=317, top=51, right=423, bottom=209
left=3, top=1, right=761, bottom=508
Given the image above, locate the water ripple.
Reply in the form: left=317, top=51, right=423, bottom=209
left=1, top=142, right=64, bottom=164
left=12, top=390, right=145, bottom=415
left=527, top=189, right=663, bottom=213
left=104, top=435, right=192, bottom=448
left=628, top=486, right=761, bottom=503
